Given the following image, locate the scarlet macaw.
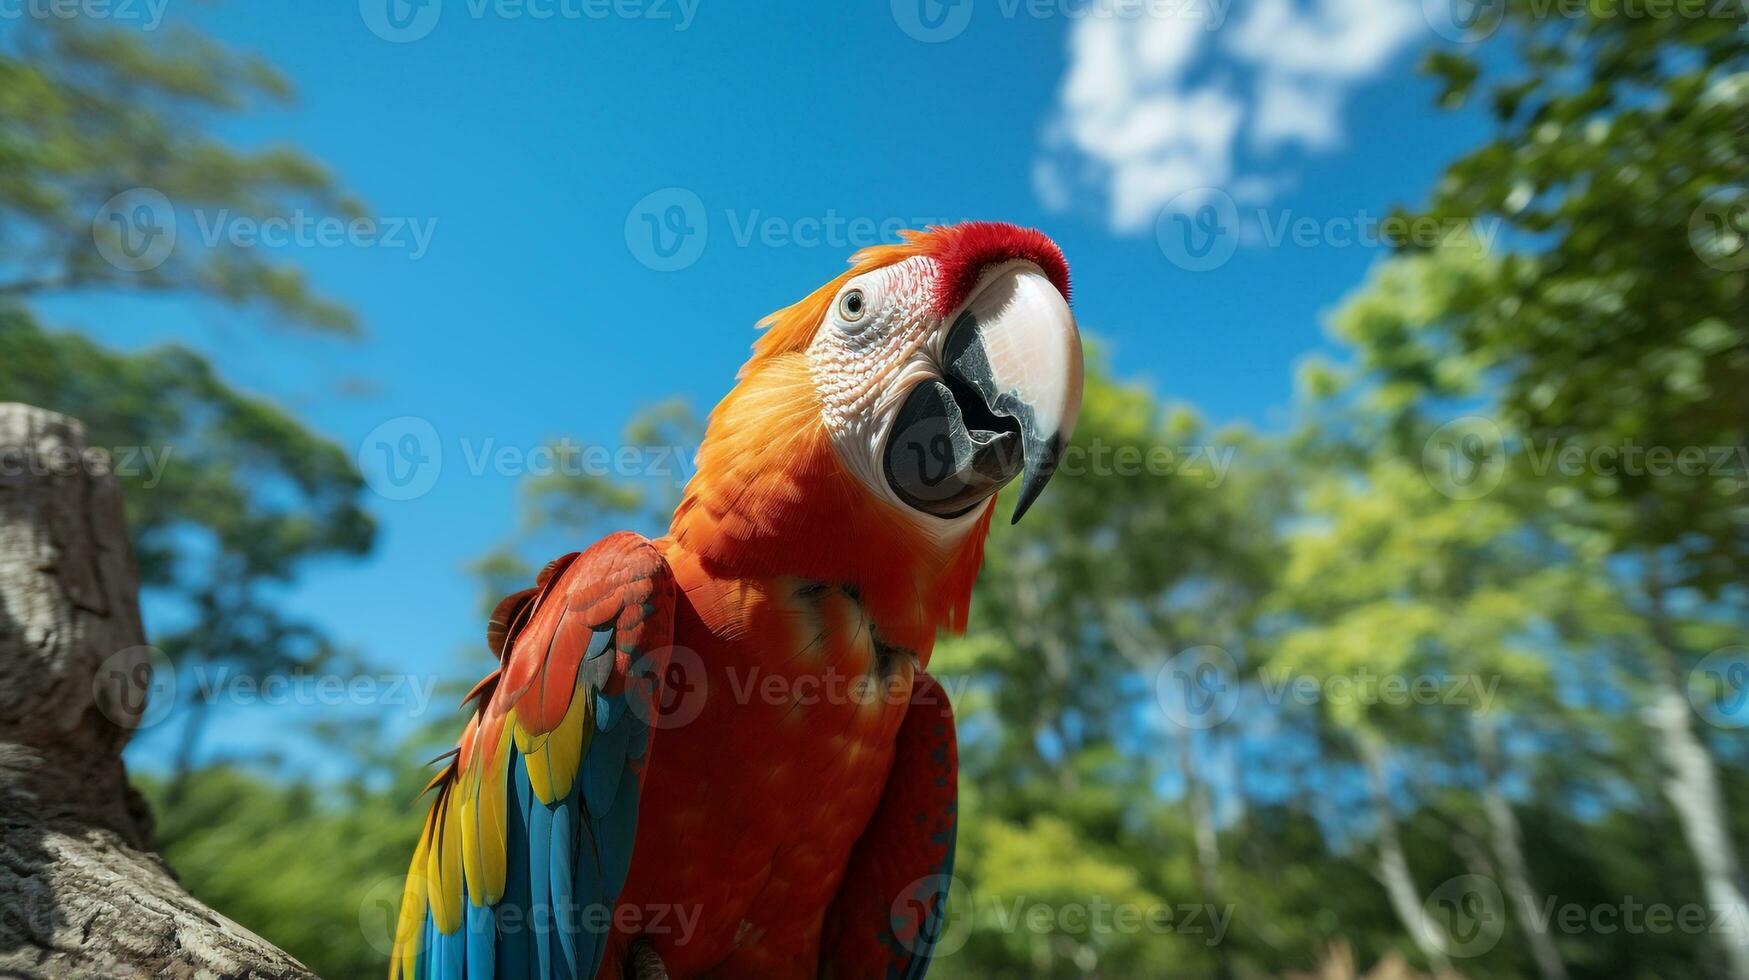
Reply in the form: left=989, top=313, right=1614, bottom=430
left=391, top=222, right=1083, bottom=979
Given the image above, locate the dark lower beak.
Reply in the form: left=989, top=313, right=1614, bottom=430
left=884, top=265, right=1083, bottom=524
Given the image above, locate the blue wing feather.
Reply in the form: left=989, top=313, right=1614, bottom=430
left=432, top=912, right=463, bottom=980
left=525, top=769, right=556, bottom=980
left=550, top=795, right=584, bottom=980
left=901, top=831, right=957, bottom=980
left=465, top=896, right=496, bottom=978
left=496, top=770, right=536, bottom=979
left=599, top=764, right=643, bottom=898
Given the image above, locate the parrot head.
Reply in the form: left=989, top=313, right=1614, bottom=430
left=775, top=221, right=1082, bottom=528
left=671, top=222, right=1083, bottom=638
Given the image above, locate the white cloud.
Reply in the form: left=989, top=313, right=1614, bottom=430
left=1035, top=0, right=1426, bottom=232
left=1251, top=75, right=1343, bottom=152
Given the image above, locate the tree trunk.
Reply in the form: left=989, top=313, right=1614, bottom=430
left=1359, top=736, right=1452, bottom=975
left=1103, top=604, right=1236, bottom=980
left=1641, top=579, right=1749, bottom=980
left=0, top=403, right=311, bottom=979
left=1468, top=710, right=1568, bottom=980
left=1178, top=730, right=1234, bottom=980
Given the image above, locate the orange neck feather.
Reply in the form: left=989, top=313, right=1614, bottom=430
left=666, top=352, right=992, bottom=651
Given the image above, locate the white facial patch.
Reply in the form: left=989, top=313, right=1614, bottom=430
left=805, top=257, right=967, bottom=535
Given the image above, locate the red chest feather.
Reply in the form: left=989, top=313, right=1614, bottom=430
left=607, top=558, right=930, bottom=977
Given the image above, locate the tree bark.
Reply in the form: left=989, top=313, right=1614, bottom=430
left=0, top=403, right=312, bottom=979
left=1103, top=605, right=1235, bottom=980
left=1468, top=710, right=1568, bottom=980
left=1640, top=575, right=1749, bottom=980
left=1359, top=736, right=1452, bottom=975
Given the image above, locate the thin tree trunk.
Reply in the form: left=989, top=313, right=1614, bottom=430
left=1359, top=735, right=1452, bottom=975
left=1641, top=574, right=1749, bottom=980
left=1469, top=710, right=1569, bottom=980
left=0, top=403, right=310, bottom=979
left=1015, top=550, right=1081, bottom=794
left=1106, top=605, right=1234, bottom=980
left=1178, top=730, right=1234, bottom=980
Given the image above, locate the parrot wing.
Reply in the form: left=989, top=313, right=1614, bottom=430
left=391, top=531, right=675, bottom=980
left=819, top=672, right=960, bottom=980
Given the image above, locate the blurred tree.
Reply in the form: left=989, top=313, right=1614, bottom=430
left=0, top=311, right=374, bottom=799
left=0, top=12, right=376, bottom=792
left=0, top=16, right=363, bottom=333
left=1346, top=1, right=1749, bottom=959
left=1270, top=452, right=1573, bottom=980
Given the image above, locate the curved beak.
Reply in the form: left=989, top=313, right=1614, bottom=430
left=884, top=264, right=1084, bottom=524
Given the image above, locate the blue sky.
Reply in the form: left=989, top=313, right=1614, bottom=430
left=23, top=0, right=1495, bottom=774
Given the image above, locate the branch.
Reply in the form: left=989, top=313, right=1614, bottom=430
left=0, top=402, right=311, bottom=979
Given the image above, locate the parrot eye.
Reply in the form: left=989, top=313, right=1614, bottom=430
left=839, top=288, right=867, bottom=323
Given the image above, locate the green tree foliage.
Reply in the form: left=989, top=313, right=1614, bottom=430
left=1411, top=1, right=1748, bottom=590
left=0, top=17, right=363, bottom=333
left=0, top=310, right=375, bottom=797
